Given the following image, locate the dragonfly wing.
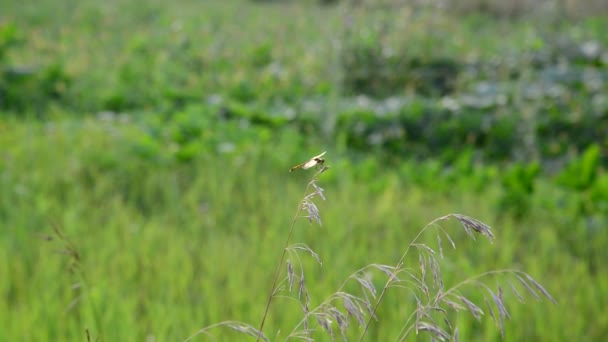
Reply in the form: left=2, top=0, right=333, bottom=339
left=291, top=152, right=326, bottom=171
left=301, top=160, right=316, bottom=170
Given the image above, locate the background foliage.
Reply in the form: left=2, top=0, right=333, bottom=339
left=1, top=0, right=607, bottom=340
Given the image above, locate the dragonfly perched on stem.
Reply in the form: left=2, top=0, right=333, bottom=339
left=289, top=151, right=326, bottom=172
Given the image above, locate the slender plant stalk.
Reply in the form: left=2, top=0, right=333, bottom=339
left=256, top=211, right=302, bottom=340
left=51, top=222, right=103, bottom=340
left=77, top=265, right=103, bottom=340
left=257, top=168, right=325, bottom=341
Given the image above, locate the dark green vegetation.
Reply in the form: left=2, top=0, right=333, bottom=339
left=1, top=0, right=607, bottom=340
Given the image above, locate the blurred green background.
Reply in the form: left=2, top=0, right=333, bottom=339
left=1, top=0, right=607, bottom=340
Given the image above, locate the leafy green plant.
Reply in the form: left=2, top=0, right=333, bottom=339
left=0, top=22, right=70, bottom=114
left=0, top=23, right=19, bottom=62
left=556, top=144, right=600, bottom=194
left=554, top=144, right=605, bottom=273
left=498, top=162, right=540, bottom=219
left=1, top=22, right=74, bottom=113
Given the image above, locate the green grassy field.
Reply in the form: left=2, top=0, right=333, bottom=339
left=2, top=0, right=608, bottom=341
left=2, top=116, right=607, bottom=341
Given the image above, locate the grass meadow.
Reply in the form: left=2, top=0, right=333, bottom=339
left=2, top=0, right=608, bottom=341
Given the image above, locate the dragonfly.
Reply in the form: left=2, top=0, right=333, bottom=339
left=289, top=151, right=326, bottom=172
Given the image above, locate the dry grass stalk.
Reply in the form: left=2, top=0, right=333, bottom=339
left=255, top=157, right=330, bottom=341
left=47, top=221, right=102, bottom=341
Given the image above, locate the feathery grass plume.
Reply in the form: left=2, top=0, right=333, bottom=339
left=188, top=154, right=556, bottom=341
left=184, top=321, right=269, bottom=342
left=357, top=214, right=555, bottom=341
left=391, top=268, right=556, bottom=341
left=415, top=321, right=450, bottom=341
left=287, top=260, right=295, bottom=292
left=523, top=274, right=557, bottom=304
